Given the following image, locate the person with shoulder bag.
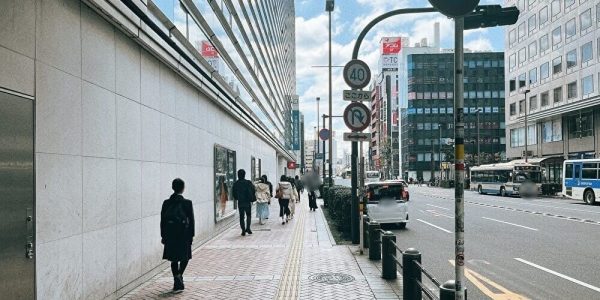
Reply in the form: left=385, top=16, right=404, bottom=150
left=254, top=177, right=271, bottom=225
left=276, top=175, right=293, bottom=224
left=160, top=178, right=195, bottom=294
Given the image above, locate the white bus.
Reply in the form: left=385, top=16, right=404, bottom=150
left=562, top=159, right=600, bottom=205
left=365, top=171, right=380, bottom=184
left=470, top=162, right=542, bottom=197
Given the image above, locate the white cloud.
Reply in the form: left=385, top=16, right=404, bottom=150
left=465, top=37, right=494, bottom=51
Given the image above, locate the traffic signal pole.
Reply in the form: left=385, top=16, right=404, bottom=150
left=453, top=16, right=466, bottom=300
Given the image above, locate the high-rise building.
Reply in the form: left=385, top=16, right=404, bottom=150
left=0, top=0, right=296, bottom=298
left=504, top=0, right=600, bottom=180
left=402, top=52, right=506, bottom=181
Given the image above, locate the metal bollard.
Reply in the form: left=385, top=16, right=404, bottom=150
left=439, top=280, right=456, bottom=300
left=363, top=215, right=370, bottom=249
left=367, top=221, right=381, bottom=260
left=402, top=248, right=422, bottom=300
left=381, top=231, right=397, bottom=279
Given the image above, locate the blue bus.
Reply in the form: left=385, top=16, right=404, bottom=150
left=563, top=159, right=600, bottom=205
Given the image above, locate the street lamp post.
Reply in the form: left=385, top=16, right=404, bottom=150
left=322, top=114, right=327, bottom=181
left=523, top=89, right=530, bottom=163
left=326, top=0, right=334, bottom=187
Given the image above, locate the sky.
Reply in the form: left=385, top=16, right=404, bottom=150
left=295, top=0, right=505, bottom=157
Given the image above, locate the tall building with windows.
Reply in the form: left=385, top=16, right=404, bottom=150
left=505, top=0, right=600, bottom=169
left=401, top=52, right=506, bottom=181
left=0, top=0, right=295, bottom=298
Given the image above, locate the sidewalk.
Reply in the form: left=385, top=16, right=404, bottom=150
left=121, top=194, right=402, bottom=299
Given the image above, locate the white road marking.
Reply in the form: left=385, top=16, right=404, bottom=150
left=416, top=219, right=452, bottom=233
left=481, top=217, right=538, bottom=231
left=515, top=258, right=600, bottom=293
left=426, top=209, right=454, bottom=219
left=492, top=198, right=600, bottom=215
left=427, top=204, right=451, bottom=211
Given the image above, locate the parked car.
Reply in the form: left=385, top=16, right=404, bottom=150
left=364, top=181, right=409, bottom=228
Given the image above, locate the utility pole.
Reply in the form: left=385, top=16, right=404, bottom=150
left=477, top=108, right=481, bottom=165
left=316, top=97, right=320, bottom=174
left=326, top=0, right=334, bottom=187
left=322, top=114, right=327, bottom=181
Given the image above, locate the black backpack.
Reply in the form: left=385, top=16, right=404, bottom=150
left=164, top=201, right=188, bottom=235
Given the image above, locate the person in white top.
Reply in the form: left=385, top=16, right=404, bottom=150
left=254, top=177, right=271, bottom=225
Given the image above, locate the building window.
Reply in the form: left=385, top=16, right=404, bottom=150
left=552, top=56, right=562, bottom=74
left=567, top=81, right=577, bottom=99
left=540, top=62, right=549, bottom=79
left=539, top=34, right=549, bottom=52
left=581, top=42, right=593, bottom=63
left=528, top=42, right=537, bottom=58
left=510, top=103, right=517, bottom=116
left=509, top=78, right=516, bottom=92
left=539, top=6, right=548, bottom=25
left=568, top=112, right=593, bottom=138
left=510, top=127, right=525, bottom=147
left=564, top=0, right=575, bottom=9
left=518, top=47, right=526, bottom=64
left=509, top=53, right=516, bottom=69
left=552, top=26, right=561, bottom=46
left=566, top=49, right=577, bottom=68
left=582, top=75, right=594, bottom=95
left=542, top=119, right=563, bottom=142
left=417, top=153, right=424, bottom=161
left=541, top=91, right=549, bottom=106
left=529, top=68, right=537, bottom=84
left=528, top=125, right=537, bottom=145
left=580, top=8, right=592, bottom=31
left=597, top=3, right=600, bottom=23
left=565, top=18, right=576, bottom=39
left=529, top=95, right=538, bottom=111
left=553, top=86, right=563, bottom=103
left=528, top=14, right=537, bottom=32
left=518, top=22, right=526, bottom=39
left=551, top=0, right=560, bottom=17
left=519, top=73, right=527, bottom=88
left=519, top=100, right=526, bottom=114
left=509, top=29, right=516, bottom=46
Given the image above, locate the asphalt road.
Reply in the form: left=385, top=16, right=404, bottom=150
left=388, top=186, right=600, bottom=300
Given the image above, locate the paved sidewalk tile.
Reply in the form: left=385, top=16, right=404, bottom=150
left=121, top=195, right=403, bottom=299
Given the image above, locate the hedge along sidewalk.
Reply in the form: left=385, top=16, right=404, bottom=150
left=322, top=185, right=353, bottom=243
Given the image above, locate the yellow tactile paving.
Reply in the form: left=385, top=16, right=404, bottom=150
left=276, top=203, right=307, bottom=299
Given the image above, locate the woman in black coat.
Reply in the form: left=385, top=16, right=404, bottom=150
left=160, top=178, right=195, bottom=293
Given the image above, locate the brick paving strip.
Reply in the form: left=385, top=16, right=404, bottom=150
left=121, top=195, right=402, bottom=299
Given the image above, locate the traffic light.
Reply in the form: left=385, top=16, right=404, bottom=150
left=464, top=5, right=520, bottom=30
left=428, top=0, right=480, bottom=18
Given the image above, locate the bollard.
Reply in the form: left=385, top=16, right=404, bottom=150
left=381, top=231, right=397, bottom=279
left=367, top=221, right=381, bottom=260
left=439, top=280, right=456, bottom=300
left=402, top=248, right=422, bottom=300
left=363, top=215, right=370, bottom=249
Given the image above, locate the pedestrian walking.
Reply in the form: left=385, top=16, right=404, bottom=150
left=294, top=175, right=304, bottom=199
left=307, top=174, right=318, bottom=211
left=232, top=169, right=256, bottom=236
left=288, top=177, right=298, bottom=219
left=160, top=178, right=195, bottom=294
left=254, top=177, right=271, bottom=225
left=276, top=175, right=293, bottom=224
left=262, top=175, right=273, bottom=219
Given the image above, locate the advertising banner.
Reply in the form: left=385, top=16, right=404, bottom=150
left=380, top=54, right=398, bottom=71
left=292, top=110, right=300, bottom=150
left=381, top=37, right=402, bottom=54
left=201, top=41, right=218, bottom=58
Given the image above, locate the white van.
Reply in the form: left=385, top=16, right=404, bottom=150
left=365, top=181, right=409, bottom=228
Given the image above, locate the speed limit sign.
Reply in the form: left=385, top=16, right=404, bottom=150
left=343, top=59, right=371, bottom=90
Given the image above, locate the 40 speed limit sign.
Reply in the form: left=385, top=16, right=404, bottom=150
left=343, top=59, right=371, bottom=90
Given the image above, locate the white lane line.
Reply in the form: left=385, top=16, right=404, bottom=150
left=426, top=210, right=454, bottom=219
left=515, top=258, right=600, bottom=293
left=416, top=219, right=452, bottom=233
left=481, top=217, right=538, bottom=231
left=427, top=204, right=451, bottom=211
left=488, top=198, right=600, bottom=215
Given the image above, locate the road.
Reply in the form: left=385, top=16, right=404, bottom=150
left=388, top=186, right=600, bottom=300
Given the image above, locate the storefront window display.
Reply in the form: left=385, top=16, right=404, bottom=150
left=214, top=145, right=236, bottom=221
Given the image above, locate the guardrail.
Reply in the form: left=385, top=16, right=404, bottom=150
left=364, top=219, right=463, bottom=300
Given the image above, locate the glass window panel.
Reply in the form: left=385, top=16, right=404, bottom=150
left=529, top=42, right=537, bottom=58
left=553, top=86, right=563, bottom=103
left=540, top=34, right=549, bottom=52
left=566, top=49, right=577, bottom=68
left=552, top=56, right=562, bottom=74
left=529, top=68, right=537, bottom=84
left=567, top=81, right=577, bottom=99
left=581, top=42, right=593, bottom=63
left=582, top=75, right=593, bottom=95
left=540, top=62, right=549, bottom=79
left=519, top=48, right=526, bottom=63
left=541, top=91, right=549, bottom=106
left=552, top=26, right=561, bottom=45
left=539, top=6, right=548, bottom=25
left=580, top=9, right=592, bottom=31
left=528, top=14, right=537, bottom=32
left=565, top=18, right=576, bottom=38
left=551, top=1, right=560, bottom=16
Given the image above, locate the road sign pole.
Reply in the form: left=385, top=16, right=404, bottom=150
left=351, top=139, right=359, bottom=243
left=454, top=16, right=466, bottom=300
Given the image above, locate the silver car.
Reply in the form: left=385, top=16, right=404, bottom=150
left=365, top=181, right=409, bottom=228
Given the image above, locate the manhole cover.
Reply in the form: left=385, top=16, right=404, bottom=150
left=308, top=273, right=355, bottom=284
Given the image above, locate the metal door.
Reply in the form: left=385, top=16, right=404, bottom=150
left=0, top=91, right=35, bottom=299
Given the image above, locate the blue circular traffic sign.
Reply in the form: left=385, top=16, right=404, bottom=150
left=319, top=128, right=330, bottom=141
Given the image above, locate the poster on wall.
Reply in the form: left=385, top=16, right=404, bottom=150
left=214, top=145, right=236, bottom=222
left=198, top=40, right=220, bottom=72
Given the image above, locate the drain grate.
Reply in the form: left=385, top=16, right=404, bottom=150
left=308, top=273, right=355, bottom=284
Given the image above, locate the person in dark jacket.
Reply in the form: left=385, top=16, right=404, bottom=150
left=232, top=169, right=256, bottom=236
left=160, top=178, right=195, bottom=293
